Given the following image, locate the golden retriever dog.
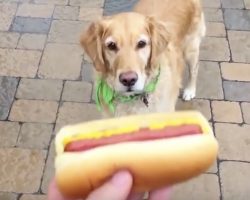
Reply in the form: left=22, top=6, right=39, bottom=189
left=81, top=0, right=205, bottom=117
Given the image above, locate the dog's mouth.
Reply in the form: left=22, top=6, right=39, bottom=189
left=127, top=87, right=133, bottom=92
left=120, top=87, right=144, bottom=96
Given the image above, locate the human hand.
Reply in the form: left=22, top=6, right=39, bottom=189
left=48, top=171, right=171, bottom=200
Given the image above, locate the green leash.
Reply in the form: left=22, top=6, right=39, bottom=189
left=95, top=68, right=161, bottom=113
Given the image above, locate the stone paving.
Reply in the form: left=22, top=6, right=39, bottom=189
left=0, top=0, right=250, bottom=199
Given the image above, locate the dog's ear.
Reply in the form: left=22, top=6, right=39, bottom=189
left=80, top=21, right=106, bottom=72
left=147, top=16, right=171, bottom=66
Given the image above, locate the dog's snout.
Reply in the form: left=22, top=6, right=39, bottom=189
left=119, top=71, right=138, bottom=87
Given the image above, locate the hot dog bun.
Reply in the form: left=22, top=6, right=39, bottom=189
left=54, top=111, right=218, bottom=199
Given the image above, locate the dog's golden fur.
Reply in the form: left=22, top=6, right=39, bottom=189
left=81, top=0, right=205, bottom=117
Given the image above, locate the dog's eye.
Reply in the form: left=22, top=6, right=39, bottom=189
left=107, top=42, right=118, bottom=51
left=137, top=40, right=147, bottom=49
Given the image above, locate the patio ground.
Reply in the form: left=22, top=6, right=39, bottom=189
left=0, top=0, right=250, bottom=199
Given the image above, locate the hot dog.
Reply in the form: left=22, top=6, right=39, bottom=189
left=54, top=111, right=218, bottom=199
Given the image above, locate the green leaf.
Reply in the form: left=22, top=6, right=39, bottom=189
left=102, top=81, right=114, bottom=104
left=95, top=79, right=102, bottom=111
left=144, top=67, right=161, bottom=93
left=144, top=82, right=155, bottom=93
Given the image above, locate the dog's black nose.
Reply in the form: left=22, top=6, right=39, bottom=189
left=119, top=71, right=138, bottom=87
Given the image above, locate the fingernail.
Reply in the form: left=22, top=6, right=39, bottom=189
left=111, top=171, right=132, bottom=186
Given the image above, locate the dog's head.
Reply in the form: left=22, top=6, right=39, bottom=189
left=81, top=12, right=170, bottom=94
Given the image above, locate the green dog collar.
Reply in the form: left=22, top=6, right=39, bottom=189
left=95, top=68, right=161, bottom=113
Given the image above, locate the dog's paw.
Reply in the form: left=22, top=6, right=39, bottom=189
left=182, top=87, right=196, bottom=101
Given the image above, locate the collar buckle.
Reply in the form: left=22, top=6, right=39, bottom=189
left=141, top=93, right=149, bottom=107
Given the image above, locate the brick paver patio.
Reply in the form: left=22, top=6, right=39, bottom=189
left=0, top=0, right=250, bottom=199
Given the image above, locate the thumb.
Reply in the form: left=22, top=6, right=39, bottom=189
left=86, top=171, right=133, bottom=200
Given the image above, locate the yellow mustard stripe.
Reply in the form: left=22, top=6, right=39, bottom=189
left=150, top=118, right=210, bottom=133
left=63, top=125, right=139, bottom=146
